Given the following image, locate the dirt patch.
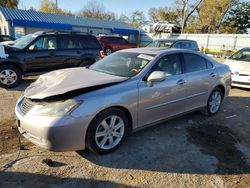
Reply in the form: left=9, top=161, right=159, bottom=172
left=187, top=124, right=250, bottom=174
left=0, top=118, right=32, bottom=155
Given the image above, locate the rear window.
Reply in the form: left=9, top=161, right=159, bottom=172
left=60, top=35, right=80, bottom=49
left=79, top=35, right=101, bottom=49
left=183, top=53, right=207, bottom=73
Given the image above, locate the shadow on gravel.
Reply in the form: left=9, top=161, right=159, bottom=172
left=187, top=124, right=250, bottom=174
left=79, top=96, right=250, bottom=175
left=0, top=172, right=137, bottom=188
left=5, top=79, right=34, bottom=92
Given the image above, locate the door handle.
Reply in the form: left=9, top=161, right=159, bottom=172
left=210, top=72, right=217, bottom=77
left=176, top=79, right=186, bottom=85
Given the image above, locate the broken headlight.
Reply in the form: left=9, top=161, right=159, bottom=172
left=30, top=99, right=82, bottom=116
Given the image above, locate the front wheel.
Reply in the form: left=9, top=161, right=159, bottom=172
left=0, top=65, right=22, bottom=88
left=202, top=87, right=223, bottom=116
left=86, top=108, right=128, bottom=154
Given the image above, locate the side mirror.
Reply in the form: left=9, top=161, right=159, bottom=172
left=147, top=71, right=165, bottom=87
left=28, top=45, right=35, bottom=51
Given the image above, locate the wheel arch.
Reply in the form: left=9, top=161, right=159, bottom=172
left=86, top=105, right=133, bottom=138
left=79, top=56, right=96, bottom=66
left=0, top=61, right=24, bottom=74
left=215, top=84, right=225, bottom=99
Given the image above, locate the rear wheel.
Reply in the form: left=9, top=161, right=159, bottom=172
left=104, top=47, right=112, bottom=56
left=0, top=65, right=22, bottom=88
left=202, top=87, right=223, bottom=116
left=86, top=108, right=128, bottom=154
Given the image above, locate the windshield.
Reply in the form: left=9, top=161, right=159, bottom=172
left=90, top=52, right=155, bottom=77
left=147, top=40, right=173, bottom=48
left=13, top=34, right=37, bottom=49
left=229, top=49, right=250, bottom=62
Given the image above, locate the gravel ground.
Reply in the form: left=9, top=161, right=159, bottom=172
left=0, top=78, right=250, bottom=188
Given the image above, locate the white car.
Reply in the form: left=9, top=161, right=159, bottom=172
left=224, top=48, right=250, bottom=89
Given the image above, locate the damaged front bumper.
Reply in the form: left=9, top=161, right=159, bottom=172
left=15, top=97, right=89, bottom=152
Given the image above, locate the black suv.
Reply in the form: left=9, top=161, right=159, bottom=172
left=0, top=31, right=102, bottom=88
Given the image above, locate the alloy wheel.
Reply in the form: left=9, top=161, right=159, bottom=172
left=95, top=115, right=125, bottom=150
left=0, top=69, right=17, bottom=85
left=208, top=91, right=222, bottom=114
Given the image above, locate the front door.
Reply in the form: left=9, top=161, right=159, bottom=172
left=24, top=35, right=65, bottom=73
left=138, top=54, right=187, bottom=127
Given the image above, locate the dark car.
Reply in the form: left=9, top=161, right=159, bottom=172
left=97, top=35, right=137, bottom=55
left=147, top=39, right=199, bottom=51
left=0, top=35, right=16, bottom=42
left=0, top=31, right=102, bottom=88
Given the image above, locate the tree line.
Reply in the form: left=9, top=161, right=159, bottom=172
left=0, top=0, right=249, bottom=34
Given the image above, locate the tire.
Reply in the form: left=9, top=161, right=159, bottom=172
left=202, top=87, right=223, bottom=116
left=104, top=47, right=112, bottom=56
left=79, top=60, right=93, bottom=67
left=0, top=65, right=22, bottom=88
left=86, top=108, right=129, bottom=154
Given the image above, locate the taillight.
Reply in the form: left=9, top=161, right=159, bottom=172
left=99, top=50, right=105, bottom=58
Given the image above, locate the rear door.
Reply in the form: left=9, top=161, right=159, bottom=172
left=138, top=53, right=187, bottom=126
left=57, top=34, right=82, bottom=68
left=182, top=52, right=216, bottom=111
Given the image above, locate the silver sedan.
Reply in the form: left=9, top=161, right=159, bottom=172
left=15, top=48, right=231, bottom=154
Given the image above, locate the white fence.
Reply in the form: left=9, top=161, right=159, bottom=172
left=140, top=33, right=250, bottom=50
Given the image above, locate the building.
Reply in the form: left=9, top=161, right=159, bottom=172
left=0, top=7, right=139, bottom=43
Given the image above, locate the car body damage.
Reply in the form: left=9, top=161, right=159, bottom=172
left=24, top=67, right=129, bottom=99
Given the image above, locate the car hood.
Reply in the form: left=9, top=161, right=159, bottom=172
left=224, top=59, right=250, bottom=73
left=24, top=68, right=129, bottom=99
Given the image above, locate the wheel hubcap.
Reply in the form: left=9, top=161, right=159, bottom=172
left=106, top=49, right=111, bottom=55
left=209, top=91, right=221, bottom=114
left=0, top=69, right=17, bottom=85
left=95, top=115, right=125, bottom=150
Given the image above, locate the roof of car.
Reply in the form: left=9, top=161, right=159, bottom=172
left=33, top=30, right=92, bottom=36
left=153, top=39, right=196, bottom=42
left=97, top=35, right=124, bottom=38
left=121, top=47, right=190, bottom=55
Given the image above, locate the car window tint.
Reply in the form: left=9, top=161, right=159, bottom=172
left=79, top=36, right=100, bottom=48
left=33, top=36, right=57, bottom=50
left=191, top=42, right=198, bottom=50
left=181, top=42, right=190, bottom=49
left=230, top=50, right=250, bottom=61
left=206, top=60, right=213, bottom=69
left=172, top=42, right=181, bottom=48
left=153, top=54, right=182, bottom=76
left=183, top=53, right=207, bottom=73
left=118, top=38, right=127, bottom=44
left=60, top=35, right=80, bottom=49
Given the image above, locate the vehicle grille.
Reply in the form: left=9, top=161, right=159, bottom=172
left=20, top=98, right=35, bottom=114
left=233, top=81, right=250, bottom=86
left=239, top=74, right=250, bottom=76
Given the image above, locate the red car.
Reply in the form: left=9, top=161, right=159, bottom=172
left=97, top=35, right=137, bottom=55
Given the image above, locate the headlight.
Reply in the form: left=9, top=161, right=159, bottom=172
left=30, top=99, right=82, bottom=116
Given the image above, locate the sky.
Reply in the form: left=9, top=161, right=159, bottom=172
left=18, top=0, right=174, bottom=20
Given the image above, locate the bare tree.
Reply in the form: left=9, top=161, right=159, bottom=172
left=175, top=0, right=205, bottom=33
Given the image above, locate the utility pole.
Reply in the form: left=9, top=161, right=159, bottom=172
left=55, top=0, right=58, bottom=9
